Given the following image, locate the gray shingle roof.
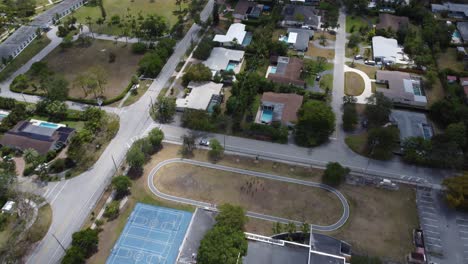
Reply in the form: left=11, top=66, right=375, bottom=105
left=457, top=22, right=468, bottom=43
left=0, top=26, right=37, bottom=59
left=287, top=28, right=313, bottom=51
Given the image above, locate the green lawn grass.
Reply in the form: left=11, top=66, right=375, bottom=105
left=73, top=0, right=181, bottom=35
left=345, top=132, right=369, bottom=156
left=0, top=36, right=51, bottom=81
left=346, top=16, right=368, bottom=33
left=437, top=48, right=465, bottom=72
left=345, top=72, right=365, bottom=96
left=123, top=79, right=152, bottom=107
left=319, top=74, right=333, bottom=91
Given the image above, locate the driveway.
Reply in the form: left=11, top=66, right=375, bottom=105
left=147, top=158, right=350, bottom=232
left=343, top=64, right=372, bottom=104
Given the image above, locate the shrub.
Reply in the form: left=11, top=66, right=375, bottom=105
left=103, top=200, right=120, bottom=220
left=322, top=162, right=350, bottom=187
left=46, top=150, right=58, bottom=162
left=0, top=97, right=16, bottom=110
left=50, top=159, right=66, bottom=173
left=0, top=214, right=8, bottom=231
left=23, top=166, right=35, bottom=176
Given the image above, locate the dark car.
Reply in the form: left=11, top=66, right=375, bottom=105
left=315, top=75, right=321, bottom=81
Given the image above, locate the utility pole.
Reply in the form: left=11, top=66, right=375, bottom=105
left=52, top=233, right=66, bottom=252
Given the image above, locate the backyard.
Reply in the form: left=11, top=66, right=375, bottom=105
left=306, top=44, right=335, bottom=60
left=437, top=48, right=466, bottom=72
left=73, top=0, right=181, bottom=35
left=41, top=40, right=142, bottom=100
left=345, top=72, right=365, bottom=96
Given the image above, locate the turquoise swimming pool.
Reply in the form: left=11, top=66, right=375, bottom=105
left=261, top=109, right=273, bottom=123
left=39, top=122, right=60, bottom=128
left=270, top=66, right=277, bottom=74
left=453, top=30, right=461, bottom=39
left=226, top=62, right=237, bottom=72
left=279, top=36, right=288, bottom=43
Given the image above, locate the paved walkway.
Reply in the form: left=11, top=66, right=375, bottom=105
left=147, top=158, right=350, bottom=232
left=343, top=64, right=372, bottom=104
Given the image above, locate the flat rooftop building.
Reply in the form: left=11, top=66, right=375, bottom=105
left=372, top=36, right=410, bottom=64
left=203, top=47, right=245, bottom=74
left=176, top=82, right=223, bottom=111
left=431, top=2, right=468, bottom=19
left=213, top=23, right=247, bottom=46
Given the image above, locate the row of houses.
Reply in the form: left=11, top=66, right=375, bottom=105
left=0, top=0, right=86, bottom=65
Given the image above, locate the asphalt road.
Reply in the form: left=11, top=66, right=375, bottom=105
left=147, top=158, right=350, bottom=232
left=25, top=1, right=214, bottom=263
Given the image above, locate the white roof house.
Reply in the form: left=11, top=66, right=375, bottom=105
left=203, top=47, right=245, bottom=74
left=176, top=82, right=223, bottom=111
left=372, top=36, right=410, bottom=64
left=1, top=201, right=15, bottom=214
left=213, top=23, right=247, bottom=46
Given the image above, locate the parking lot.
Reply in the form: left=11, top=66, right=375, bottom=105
left=417, top=186, right=468, bottom=264
left=416, top=187, right=444, bottom=255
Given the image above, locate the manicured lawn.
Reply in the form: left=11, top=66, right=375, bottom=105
left=327, top=184, right=418, bottom=262
left=345, top=72, right=365, bottom=96
left=272, top=29, right=287, bottom=41
left=122, top=79, right=152, bottom=107
left=437, top=48, right=465, bottom=72
left=73, top=0, right=181, bottom=35
left=320, top=74, right=333, bottom=91
left=345, top=132, right=369, bottom=157
left=306, top=44, right=335, bottom=59
left=346, top=16, right=375, bottom=33
left=316, top=31, right=336, bottom=41
left=40, top=40, right=143, bottom=100
left=155, top=163, right=343, bottom=226
left=346, top=62, right=377, bottom=79
left=0, top=36, right=51, bottom=81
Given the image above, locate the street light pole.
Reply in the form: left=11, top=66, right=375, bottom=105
left=111, top=155, right=118, bottom=172
left=52, top=233, right=66, bottom=252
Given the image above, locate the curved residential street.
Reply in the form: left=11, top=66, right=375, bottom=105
left=147, top=159, right=350, bottom=232
left=0, top=4, right=452, bottom=264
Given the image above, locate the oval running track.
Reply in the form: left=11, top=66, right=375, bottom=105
left=147, top=158, right=350, bottom=232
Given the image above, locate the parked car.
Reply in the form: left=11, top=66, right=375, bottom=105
left=199, top=137, right=210, bottom=146
left=354, top=55, right=363, bottom=60
left=315, top=75, right=321, bottom=81
left=364, top=60, right=376, bottom=66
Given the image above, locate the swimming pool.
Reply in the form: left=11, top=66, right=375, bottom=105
left=226, top=62, right=237, bottom=72
left=261, top=109, right=273, bottom=123
left=242, top=33, right=253, bottom=46
left=453, top=30, right=461, bottom=39
left=279, top=35, right=288, bottom=43
left=39, top=122, right=60, bottom=128
left=270, top=66, right=277, bottom=74
left=0, top=113, right=7, bottom=118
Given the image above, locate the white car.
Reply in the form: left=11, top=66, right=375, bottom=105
left=199, top=137, right=210, bottom=146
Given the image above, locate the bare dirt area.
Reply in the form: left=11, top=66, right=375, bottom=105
left=43, top=40, right=143, bottom=100
left=325, top=184, right=418, bottom=262
left=153, top=163, right=343, bottom=226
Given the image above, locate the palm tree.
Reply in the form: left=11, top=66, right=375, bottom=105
left=300, top=222, right=310, bottom=243
left=23, top=148, right=39, bottom=165
left=286, top=222, right=296, bottom=241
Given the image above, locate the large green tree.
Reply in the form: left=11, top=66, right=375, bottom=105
left=111, top=175, right=132, bottom=199
left=295, top=100, right=335, bottom=147
left=443, top=173, right=468, bottom=210
left=151, top=97, right=176, bottom=123
left=182, top=64, right=212, bottom=86
left=367, top=126, right=399, bottom=160
left=322, top=162, right=350, bottom=187
left=364, top=92, right=393, bottom=127
left=197, top=204, right=248, bottom=264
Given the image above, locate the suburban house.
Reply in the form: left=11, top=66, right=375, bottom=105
left=233, top=0, right=263, bottom=20
left=0, top=26, right=38, bottom=64
left=175, top=82, right=223, bottom=112
left=281, top=4, right=321, bottom=30
left=203, top=47, right=245, bottom=75
left=266, top=56, right=305, bottom=88
left=0, top=0, right=86, bottom=66
left=279, top=28, right=314, bottom=52
left=375, top=70, right=427, bottom=108
left=372, top=36, right=410, bottom=64
left=213, top=23, right=250, bottom=47
left=431, top=2, right=468, bottom=19
left=255, top=92, right=304, bottom=127
left=0, top=120, right=75, bottom=155
left=457, top=22, right=468, bottom=44
left=390, top=110, right=433, bottom=142
left=376, top=13, right=409, bottom=32
left=243, top=232, right=351, bottom=264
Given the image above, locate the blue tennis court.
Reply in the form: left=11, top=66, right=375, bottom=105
left=106, top=203, right=193, bottom=264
